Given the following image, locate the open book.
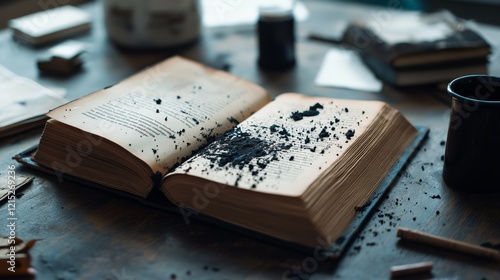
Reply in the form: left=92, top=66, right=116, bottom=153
left=27, top=56, right=420, bottom=249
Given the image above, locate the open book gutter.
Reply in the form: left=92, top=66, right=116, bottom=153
left=13, top=127, right=428, bottom=259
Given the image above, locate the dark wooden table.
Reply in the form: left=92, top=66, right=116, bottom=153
left=1, top=1, right=499, bottom=279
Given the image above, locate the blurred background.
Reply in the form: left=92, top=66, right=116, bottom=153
left=2, top=0, right=500, bottom=29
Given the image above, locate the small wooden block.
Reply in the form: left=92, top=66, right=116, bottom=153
left=390, top=261, right=433, bottom=278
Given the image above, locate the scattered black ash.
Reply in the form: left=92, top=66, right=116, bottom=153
left=290, top=103, right=324, bottom=121
left=227, top=117, right=239, bottom=125
left=154, top=98, right=162, bottom=105
left=234, top=174, right=243, bottom=187
left=202, top=265, right=220, bottom=272
left=176, top=102, right=366, bottom=188
left=430, top=195, right=441, bottom=199
left=481, top=242, right=500, bottom=251
left=291, top=110, right=317, bottom=121
left=278, top=127, right=289, bottom=135
left=194, top=127, right=292, bottom=185
left=169, top=127, right=221, bottom=172
left=319, top=127, right=330, bottom=138
left=352, top=245, right=361, bottom=253
left=335, top=236, right=346, bottom=245
left=200, top=127, right=218, bottom=144
left=211, top=128, right=291, bottom=169
left=355, top=199, right=372, bottom=212
left=345, top=129, right=355, bottom=140
left=310, top=103, right=324, bottom=110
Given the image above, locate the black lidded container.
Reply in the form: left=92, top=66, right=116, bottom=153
left=257, top=6, right=296, bottom=70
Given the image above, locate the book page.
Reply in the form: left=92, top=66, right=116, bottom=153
left=167, top=93, right=385, bottom=197
left=47, top=57, right=270, bottom=175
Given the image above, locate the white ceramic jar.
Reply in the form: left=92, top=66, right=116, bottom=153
left=103, top=0, right=200, bottom=49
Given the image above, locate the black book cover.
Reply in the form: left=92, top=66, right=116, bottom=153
left=361, top=53, right=488, bottom=86
left=341, top=11, right=491, bottom=69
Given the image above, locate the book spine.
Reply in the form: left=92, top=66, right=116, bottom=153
left=359, top=53, right=397, bottom=85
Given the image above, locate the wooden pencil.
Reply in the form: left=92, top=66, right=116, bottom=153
left=397, top=227, right=500, bottom=262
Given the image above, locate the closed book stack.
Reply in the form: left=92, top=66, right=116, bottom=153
left=341, top=11, right=491, bottom=86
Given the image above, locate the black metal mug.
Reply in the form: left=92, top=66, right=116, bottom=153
left=443, top=75, right=500, bottom=193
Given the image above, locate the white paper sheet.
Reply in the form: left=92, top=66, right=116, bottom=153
left=0, top=65, right=67, bottom=130
left=315, top=48, right=383, bottom=92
